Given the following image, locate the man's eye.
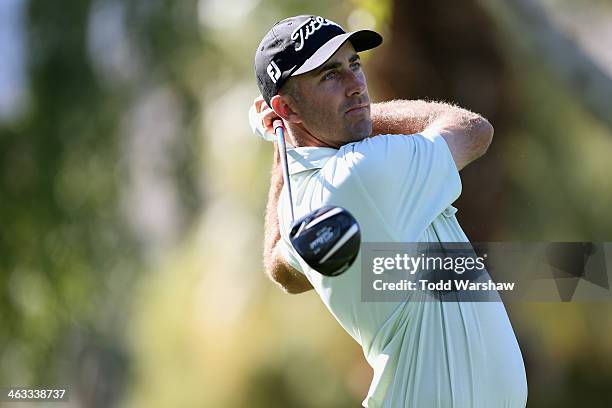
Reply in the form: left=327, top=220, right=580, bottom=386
left=323, top=71, right=338, bottom=80
left=351, top=62, right=361, bottom=70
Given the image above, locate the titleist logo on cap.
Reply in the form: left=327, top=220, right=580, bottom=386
left=290, top=16, right=342, bottom=51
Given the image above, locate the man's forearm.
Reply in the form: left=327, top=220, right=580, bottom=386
left=371, top=99, right=484, bottom=136
left=263, top=147, right=313, bottom=294
left=371, top=100, right=435, bottom=135
left=263, top=158, right=283, bottom=274
left=370, top=99, right=493, bottom=169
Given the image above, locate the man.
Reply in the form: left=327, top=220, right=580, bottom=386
left=251, top=15, right=527, bottom=407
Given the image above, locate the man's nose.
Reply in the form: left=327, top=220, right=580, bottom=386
left=345, top=71, right=366, bottom=97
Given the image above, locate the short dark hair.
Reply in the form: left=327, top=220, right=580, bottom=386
left=279, top=77, right=302, bottom=102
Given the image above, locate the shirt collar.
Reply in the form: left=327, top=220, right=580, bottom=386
left=286, top=146, right=338, bottom=175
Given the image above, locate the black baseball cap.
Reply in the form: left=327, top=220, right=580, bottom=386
left=255, top=15, right=382, bottom=106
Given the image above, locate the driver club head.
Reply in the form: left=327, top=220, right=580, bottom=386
left=289, top=206, right=361, bottom=277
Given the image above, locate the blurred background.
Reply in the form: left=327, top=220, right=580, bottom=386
left=1, top=0, right=612, bottom=406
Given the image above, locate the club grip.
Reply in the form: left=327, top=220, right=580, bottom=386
left=273, top=119, right=284, bottom=132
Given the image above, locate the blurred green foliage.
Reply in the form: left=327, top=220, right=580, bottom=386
left=1, top=0, right=203, bottom=396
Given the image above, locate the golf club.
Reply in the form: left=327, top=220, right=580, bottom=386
left=273, top=119, right=361, bottom=277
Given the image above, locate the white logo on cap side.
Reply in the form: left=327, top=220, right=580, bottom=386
left=291, top=16, right=342, bottom=51
left=267, top=60, right=281, bottom=83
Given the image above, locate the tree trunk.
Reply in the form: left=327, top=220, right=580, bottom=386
left=371, top=0, right=514, bottom=240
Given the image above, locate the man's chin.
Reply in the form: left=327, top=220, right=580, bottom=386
left=347, top=120, right=373, bottom=141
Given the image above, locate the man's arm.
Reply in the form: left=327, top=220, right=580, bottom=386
left=371, top=100, right=493, bottom=170
left=258, top=98, right=492, bottom=292
left=263, top=147, right=314, bottom=294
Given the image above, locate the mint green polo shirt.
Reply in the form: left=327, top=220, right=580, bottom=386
left=277, top=130, right=527, bottom=407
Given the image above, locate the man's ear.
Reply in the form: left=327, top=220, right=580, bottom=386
left=270, top=95, right=302, bottom=124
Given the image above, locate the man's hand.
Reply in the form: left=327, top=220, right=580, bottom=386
left=250, top=95, right=281, bottom=141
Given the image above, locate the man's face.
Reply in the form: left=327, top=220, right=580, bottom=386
left=289, top=42, right=372, bottom=146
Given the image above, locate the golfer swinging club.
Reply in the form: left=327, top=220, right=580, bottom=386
left=250, top=15, right=527, bottom=407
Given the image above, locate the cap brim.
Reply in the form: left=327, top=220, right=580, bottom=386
left=291, top=30, right=382, bottom=76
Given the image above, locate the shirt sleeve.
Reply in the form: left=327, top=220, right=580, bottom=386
left=341, top=129, right=462, bottom=239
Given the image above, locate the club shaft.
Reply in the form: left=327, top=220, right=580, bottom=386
left=275, top=124, right=295, bottom=223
